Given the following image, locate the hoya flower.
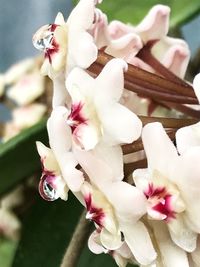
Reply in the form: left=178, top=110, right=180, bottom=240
left=133, top=122, right=200, bottom=253
left=33, top=13, right=67, bottom=77
left=33, top=0, right=99, bottom=78
left=0, top=208, right=21, bottom=240
left=7, top=72, right=45, bottom=106
left=3, top=122, right=21, bottom=142
left=76, top=151, right=156, bottom=266
left=36, top=141, right=69, bottom=201
left=88, top=230, right=135, bottom=267
left=4, top=57, right=35, bottom=85
left=105, top=5, right=190, bottom=78
left=176, top=73, right=200, bottom=154
left=47, top=107, right=85, bottom=191
left=91, top=5, right=190, bottom=118
left=12, top=103, right=46, bottom=129
left=46, top=58, right=142, bottom=190
left=65, top=58, right=142, bottom=150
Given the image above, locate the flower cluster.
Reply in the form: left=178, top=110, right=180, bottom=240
left=33, top=1, right=200, bottom=266
left=0, top=57, right=47, bottom=142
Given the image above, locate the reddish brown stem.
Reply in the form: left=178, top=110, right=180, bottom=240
left=96, top=51, right=196, bottom=98
left=161, top=102, right=200, bottom=119
left=124, top=159, right=147, bottom=178
left=89, top=62, right=198, bottom=104
left=139, top=116, right=198, bottom=128
left=137, top=44, right=190, bottom=87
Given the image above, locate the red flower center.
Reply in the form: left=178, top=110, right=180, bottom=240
left=84, top=194, right=105, bottom=227
left=67, top=102, right=87, bottom=133
left=144, top=183, right=176, bottom=222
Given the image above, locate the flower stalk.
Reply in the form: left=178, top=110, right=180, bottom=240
left=60, top=211, right=92, bottom=267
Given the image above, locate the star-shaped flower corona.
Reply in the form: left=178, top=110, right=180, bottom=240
left=65, top=58, right=142, bottom=150
left=44, top=58, right=142, bottom=191
left=133, top=122, right=200, bottom=253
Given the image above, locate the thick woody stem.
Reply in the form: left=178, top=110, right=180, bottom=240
left=60, top=211, right=91, bottom=267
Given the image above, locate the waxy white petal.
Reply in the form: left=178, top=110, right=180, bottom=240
left=151, top=221, right=190, bottom=267
left=47, top=107, right=84, bottom=191
left=193, top=73, right=200, bottom=103
left=99, top=103, right=142, bottom=145
left=168, top=214, right=197, bottom=252
left=176, top=122, right=200, bottom=155
left=142, top=122, right=177, bottom=175
left=172, top=147, right=200, bottom=233
left=95, top=58, right=127, bottom=104
left=134, top=5, right=170, bottom=42
left=100, top=228, right=123, bottom=250
left=121, top=221, right=156, bottom=266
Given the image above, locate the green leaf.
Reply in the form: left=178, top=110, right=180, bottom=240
left=12, top=194, right=83, bottom=267
left=0, top=239, right=18, bottom=267
left=0, top=120, right=48, bottom=197
left=74, top=0, right=200, bottom=29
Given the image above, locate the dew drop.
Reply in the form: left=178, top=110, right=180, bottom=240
left=33, top=25, right=54, bottom=52
left=38, top=174, right=59, bottom=201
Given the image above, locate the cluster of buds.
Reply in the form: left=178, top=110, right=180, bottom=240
left=33, top=0, right=200, bottom=266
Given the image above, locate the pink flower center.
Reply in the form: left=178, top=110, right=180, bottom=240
left=67, top=102, right=87, bottom=133
left=144, top=183, right=176, bottom=222
left=84, top=194, right=105, bottom=227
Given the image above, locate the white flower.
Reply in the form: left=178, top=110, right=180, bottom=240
left=133, top=122, right=200, bottom=253
left=4, top=58, right=35, bottom=85
left=33, top=13, right=67, bottom=78
left=36, top=141, right=69, bottom=201
left=47, top=107, right=84, bottom=191
left=103, top=5, right=190, bottom=78
left=7, top=72, right=45, bottom=106
left=76, top=151, right=156, bottom=266
left=12, top=103, right=46, bottom=128
left=65, top=58, right=142, bottom=150
left=33, top=0, right=99, bottom=78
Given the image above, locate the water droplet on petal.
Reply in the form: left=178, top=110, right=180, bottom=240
left=39, top=174, right=59, bottom=201
left=33, top=25, right=55, bottom=52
